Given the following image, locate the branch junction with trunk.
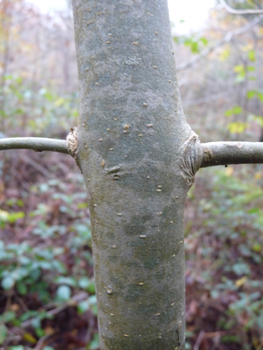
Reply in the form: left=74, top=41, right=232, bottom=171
left=2, top=0, right=263, bottom=349
left=1, top=134, right=263, bottom=170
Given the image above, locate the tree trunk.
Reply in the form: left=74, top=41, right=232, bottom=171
left=72, top=1, right=201, bottom=349
left=2, top=1, right=263, bottom=349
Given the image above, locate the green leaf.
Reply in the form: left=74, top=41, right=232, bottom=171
left=0, top=324, right=7, bottom=345
left=52, top=260, right=67, bottom=274
left=220, top=46, right=231, bottom=61
left=88, top=333, right=100, bottom=350
left=200, top=37, right=208, bottom=45
left=39, top=183, right=49, bottom=192
left=232, top=262, right=250, bottom=276
left=247, top=90, right=256, bottom=99
left=252, top=243, right=261, bottom=252
left=43, top=90, right=54, bottom=101
left=2, top=311, right=16, bottom=323
left=222, top=335, right=241, bottom=343
left=86, top=281, right=96, bottom=294
left=190, top=41, right=199, bottom=53
left=225, top=106, right=242, bottom=117
left=248, top=50, right=255, bottom=62
left=0, top=210, right=9, bottom=222
left=234, top=64, right=244, bottom=73
left=17, top=281, right=28, bottom=295
left=235, top=74, right=245, bottom=83
left=30, top=319, right=40, bottom=331
left=251, top=115, right=263, bottom=127
left=257, top=91, right=263, bottom=101
left=0, top=210, right=24, bottom=223
left=77, top=202, right=88, bottom=209
left=35, top=327, right=45, bottom=337
left=7, top=212, right=24, bottom=223
left=89, top=295, right=97, bottom=315
left=2, top=276, right=15, bottom=290
left=56, top=277, right=77, bottom=287
left=78, top=277, right=91, bottom=289
left=247, top=66, right=255, bottom=72
left=77, top=300, right=90, bottom=314
left=56, top=285, right=71, bottom=301
left=53, top=247, right=64, bottom=256
left=227, top=122, right=248, bottom=134
left=38, top=261, right=52, bottom=270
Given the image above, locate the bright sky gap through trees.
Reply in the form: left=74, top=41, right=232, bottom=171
left=30, top=0, right=215, bottom=34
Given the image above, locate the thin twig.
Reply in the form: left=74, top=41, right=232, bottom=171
left=34, top=334, right=53, bottom=350
left=21, top=292, right=88, bottom=329
left=183, top=89, right=232, bottom=107
left=193, top=330, right=205, bottom=350
left=23, top=154, right=52, bottom=178
left=220, top=0, right=263, bottom=14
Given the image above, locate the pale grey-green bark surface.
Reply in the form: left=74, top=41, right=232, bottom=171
left=72, top=0, right=195, bottom=349
left=3, top=139, right=263, bottom=170
left=201, top=142, right=263, bottom=167
left=2, top=1, right=263, bottom=350
left=0, top=137, right=68, bottom=153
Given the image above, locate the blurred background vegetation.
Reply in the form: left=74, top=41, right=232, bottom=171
left=0, top=0, right=263, bottom=349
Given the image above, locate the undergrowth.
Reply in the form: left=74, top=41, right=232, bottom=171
left=1, top=76, right=263, bottom=349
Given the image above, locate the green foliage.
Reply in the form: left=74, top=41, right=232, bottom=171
left=0, top=170, right=97, bottom=348
left=2, top=5, right=263, bottom=349
left=225, top=106, right=243, bottom=117
left=0, top=210, right=24, bottom=228
left=186, top=166, right=263, bottom=348
left=248, top=50, right=255, bottom=62
left=88, top=333, right=100, bottom=350
left=0, top=241, right=66, bottom=293
left=223, top=48, right=263, bottom=137
left=173, top=34, right=208, bottom=53
left=0, top=74, right=78, bottom=136
left=227, top=121, right=248, bottom=133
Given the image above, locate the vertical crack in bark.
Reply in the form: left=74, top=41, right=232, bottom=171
left=179, top=132, right=203, bottom=187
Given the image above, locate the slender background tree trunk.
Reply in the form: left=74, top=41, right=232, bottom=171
left=72, top=0, right=199, bottom=349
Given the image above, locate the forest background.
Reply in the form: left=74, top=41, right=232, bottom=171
left=1, top=0, right=263, bottom=349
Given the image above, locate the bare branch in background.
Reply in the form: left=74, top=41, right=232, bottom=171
left=183, top=90, right=232, bottom=106
left=220, top=0, right=263, bottom=14
left=177, top=14, right=263, bottom=71
left=21, top=292, right=88, bottom=329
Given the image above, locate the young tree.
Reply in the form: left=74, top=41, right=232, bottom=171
left=1, top=0, right=263, bottom=349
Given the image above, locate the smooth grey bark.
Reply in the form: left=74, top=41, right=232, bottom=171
left=2, top=1, right=263, bottom=350
left=3, top=138, right=263, bottom=170
left=72, top=0, right=195, bottom=349
left=3, top=138, right=263, bottom=169
left=0, top=137, right=68, bottom=153
left=201, top=142, right=263, bottom=168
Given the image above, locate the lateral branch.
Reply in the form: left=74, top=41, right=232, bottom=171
left=0, top=137, right=69, bottom=154
left=1, top=138, right=263, bottom=169
left=201, top=142, right=263, bottom=168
